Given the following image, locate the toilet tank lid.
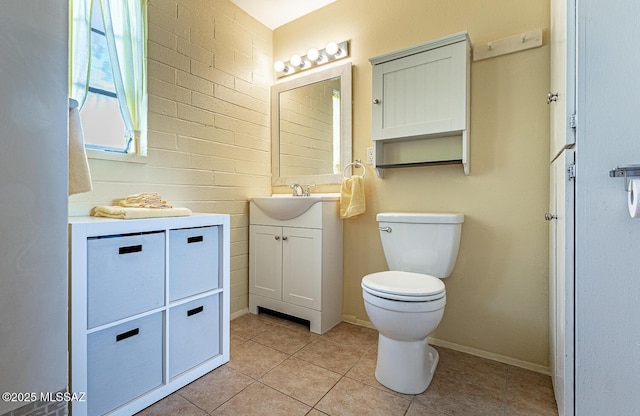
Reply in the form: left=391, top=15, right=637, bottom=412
left=377, top=212, right=464, bottom=224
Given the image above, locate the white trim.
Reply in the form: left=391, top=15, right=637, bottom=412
left=86, top=148, right=147, bottom=164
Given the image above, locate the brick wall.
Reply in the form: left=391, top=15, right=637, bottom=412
left=69, top=0, right=273, bottom=315
left=279, top=77, right=340, bottom=176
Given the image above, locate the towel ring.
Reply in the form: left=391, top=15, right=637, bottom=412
left=343, top=160, right=366, bottom=178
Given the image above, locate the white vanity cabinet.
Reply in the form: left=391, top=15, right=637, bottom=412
left=69, top=214, right=230, bottom=416
left=370, top=32, right=471, bottom=176
left=249, top=197, right=342, bottom=334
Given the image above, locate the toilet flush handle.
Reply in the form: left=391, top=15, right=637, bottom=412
left=379, top=227, right=392, bottom=233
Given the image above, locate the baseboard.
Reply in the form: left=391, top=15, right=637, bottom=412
left=427, top=337, right=551, bottom=375
left=342, top=314, right=376, bottom=329
left=230, top=308, right=249, bottom=321
left=343, top=315, right=550, bottom=375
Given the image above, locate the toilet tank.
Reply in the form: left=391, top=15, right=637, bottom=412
left=377, top=213, right=464, bottom=278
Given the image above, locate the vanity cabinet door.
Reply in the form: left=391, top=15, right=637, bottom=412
left=282, top=227, right=322, bottom=310
left=249, top=225, right=283, bottom=300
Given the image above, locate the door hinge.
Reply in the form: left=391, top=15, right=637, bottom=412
left=567, top=164, right=576, bottom=180
left=569, top=113, right=577, bottom=130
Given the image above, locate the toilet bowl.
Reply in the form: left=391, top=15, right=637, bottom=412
left=361, top=213, right=463, bottom=394
left=362, top=271, right=446, bottom=394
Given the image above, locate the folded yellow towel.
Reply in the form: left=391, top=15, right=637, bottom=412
left=93, top=206, right=192, bottom=219
left=119, top=192, right=171, bottom=208
left=340, top=175, right=366, bottom=218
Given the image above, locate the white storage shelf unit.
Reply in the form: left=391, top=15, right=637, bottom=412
left=370, top=31, right=471, bottom=176
left=69, top=214, right=230, bottom=416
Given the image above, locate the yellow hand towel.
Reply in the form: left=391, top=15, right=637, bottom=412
left=340, top=175, right=366, bottom=218
left=93, top=206, right=192, bottom=219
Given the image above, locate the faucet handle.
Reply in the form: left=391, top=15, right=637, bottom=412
left=303, top=185, right=316, bottom=196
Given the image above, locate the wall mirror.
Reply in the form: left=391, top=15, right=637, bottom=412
left=271, top=62, right=352, bottom=186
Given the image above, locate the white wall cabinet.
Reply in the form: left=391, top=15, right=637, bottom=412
left=69, top=214, right=230, bottom=416
left=249, top=197, right=342, bottom=334
left=370, top=32, right=471, bottom=176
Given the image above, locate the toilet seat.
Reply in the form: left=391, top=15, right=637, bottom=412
left=362, top=271, right=445, bottom=302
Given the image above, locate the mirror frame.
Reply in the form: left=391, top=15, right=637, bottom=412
left=271, top=62, right=352, bottom=186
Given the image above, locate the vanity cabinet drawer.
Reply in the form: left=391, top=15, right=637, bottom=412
left=87, top=232, right=165, bottom=328
left=169, top=226, right=219, bottom=301
left=169, top=294, right=220, bottom=378
left=87, top=312, right=163, bottom=415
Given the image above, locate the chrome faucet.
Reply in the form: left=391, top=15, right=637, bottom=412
left=290, top=183, right=303, bottom=196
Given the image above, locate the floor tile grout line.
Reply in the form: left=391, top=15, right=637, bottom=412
left=176, top=374, right=259, bottom=416
left=226, top=315, right=557, bottom=416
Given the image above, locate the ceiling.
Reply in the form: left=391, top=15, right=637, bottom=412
left=229, top=0, right=336, bottom=30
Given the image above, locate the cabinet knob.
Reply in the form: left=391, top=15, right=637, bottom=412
left=282, top=236, right=288, bottom=241
left=275, top=235, right=280, bottom=240
left=545, top=213, right=558, bottom=221
left=373, top=98, right=381, bottom=104
left=546, top=92, right=558, bottom=104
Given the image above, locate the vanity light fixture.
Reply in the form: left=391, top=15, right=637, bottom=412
left=274, top=40, right=349, bottom=78
left=325, top=41, right=340, bottom=56
left=273, top=60, right=292, bottom=74
left=290, top=54, right=307, bottom=69
left=307, top=48, right=320, bottom=62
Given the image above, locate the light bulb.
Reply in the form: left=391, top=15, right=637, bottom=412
left=325, top=41, right=339, bottom=56
left=274, top=60, right=286, bottom=72
left=307, top=48, right=320, bottom=62
left=290, top=54, right=303, bottom=67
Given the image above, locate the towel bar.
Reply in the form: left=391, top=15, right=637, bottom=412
left=343, top=160, right=365, bottom=178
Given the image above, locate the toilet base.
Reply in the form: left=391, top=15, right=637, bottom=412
left=374, top=334, right=439, bottom=394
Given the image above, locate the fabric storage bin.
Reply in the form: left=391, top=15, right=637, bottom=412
left=169, top=226, right=219, bottom=301
left=87, top=232, right=165, bottom=328
left=169, top=294, right=220, bottom=378
left=87, top=312, right=163, bottom=415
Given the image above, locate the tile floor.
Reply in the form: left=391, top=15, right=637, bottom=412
left=137, top=312, right=558, bottom=416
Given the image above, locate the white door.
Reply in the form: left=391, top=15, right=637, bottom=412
left=549, top=149, right=575, bottom=416
left=575, top=1, right=640, bottom=414
left=0, top=1, right=68, bottom=411
left=282, top=227, right=322, bottom=310
left=249, top=225, right=282, bottom=300
left=549, top=0, right=576, bottom=160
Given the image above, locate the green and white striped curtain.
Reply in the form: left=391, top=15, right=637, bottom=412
left=69, top=0, right=147, bottom=154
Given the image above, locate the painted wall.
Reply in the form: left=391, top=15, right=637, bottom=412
left=274, top=0, right=551, bottom=369
left=0, top=1, right=68, bottom=413
left=68, top=0, right=273, bottom=314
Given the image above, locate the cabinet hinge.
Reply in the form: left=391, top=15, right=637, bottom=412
left=567, top=164, right=576, bottom=180
left=569, top=113, right=577, bottom=130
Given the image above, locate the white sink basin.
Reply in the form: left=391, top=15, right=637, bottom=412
left=251, top=196, right=322, bottom=220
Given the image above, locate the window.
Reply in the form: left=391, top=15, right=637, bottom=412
left=81, top=0, right=128, bottom=152
left=70, top=0, right=147, bottom=156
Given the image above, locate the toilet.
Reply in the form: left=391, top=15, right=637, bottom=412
left=361, top=212, right=464, bottom=394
